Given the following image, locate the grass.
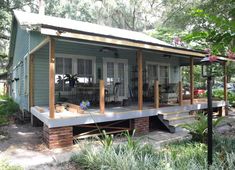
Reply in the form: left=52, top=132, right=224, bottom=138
left=71, top=132, right=235, bottom=170
left=0, top=95, right=19, bottom=126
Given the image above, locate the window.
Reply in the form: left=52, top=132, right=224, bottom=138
left=77, top=59, right=93, bottom=83
left=159, top=65, right=169, bottom=84
left=147, top=62, right=169, bottom=85
left=55, top=55, right=95, bottom=92
left=147, top=64, right=158, bottom=86
left=55, top=58, right=72, bottom=91
left=24, top=56, right=28, bottom=95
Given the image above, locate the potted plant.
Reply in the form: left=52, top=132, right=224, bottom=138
left=64, top=74, right=78, bottom=88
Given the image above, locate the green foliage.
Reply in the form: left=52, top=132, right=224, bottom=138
left=179, top=0, right=235, bottom=57
left=212, top=89, right=235, bottom=106
left=100, top=130, right=114, bottom=150
left=149, top=27, right=188, bottom=44
left=0, top=160, right=22, bottom=170
left=0, top=96, right=19, bottom=125
left=71, top=136, right=235, bottom=169
left=212, top=89, right=224, bottom=100
left=180, top=113, right=223, bottom=142
left=122, top=130, right=139, bottom=150
left=214, top=134, right=235, bottom=153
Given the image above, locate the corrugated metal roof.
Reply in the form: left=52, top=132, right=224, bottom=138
left=13, top=10, right=171, bottom=46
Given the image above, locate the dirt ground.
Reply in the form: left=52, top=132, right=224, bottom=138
left=0, top=123, right=82, bottom=169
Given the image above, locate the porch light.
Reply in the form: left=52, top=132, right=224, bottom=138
left=200, top=55, right=223, bottom=166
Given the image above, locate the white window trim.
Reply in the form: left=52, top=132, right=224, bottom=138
left=55, top=53, right=96, bottom=83
left=146, top=61, right=171, bottom=84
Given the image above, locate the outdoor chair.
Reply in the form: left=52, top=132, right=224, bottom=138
left=105, top=82, right=121, bottom=103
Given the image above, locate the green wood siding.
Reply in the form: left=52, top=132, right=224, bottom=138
left=10, top=24, right=46, bottom=110
left=12, top=24, right=29, bottom=109
left=33, top=40, right=180, bottom=106
left=34, top=46, right=49, bottom=106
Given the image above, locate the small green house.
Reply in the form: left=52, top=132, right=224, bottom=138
left=8, top=10, right=227, bottom=148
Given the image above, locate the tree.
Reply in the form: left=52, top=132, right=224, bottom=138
left=151, top=0, right=235, bottom=83
left=0, top=0, right=36, bottom=72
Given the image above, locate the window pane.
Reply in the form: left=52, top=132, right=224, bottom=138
left=85, top=60, right=92, bottom=75
left=77, top=59, right=84, bottom=75
left=148, top=64, right=158, bottom=86
left=64, top=58, right=72, bottom=74
left=77, top=59, right=93, bottom=83
left=56, top=58, right=63, bottom=74
left=107, top=62, right=114, bottom=93
left=160, top=66, right=169, bottom=84
left=118, top=63, right=124, bottom=96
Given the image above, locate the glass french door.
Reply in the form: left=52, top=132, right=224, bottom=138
left=103, top=58, right=128, bottom=101
left=147, top=63, right=169, bottom=85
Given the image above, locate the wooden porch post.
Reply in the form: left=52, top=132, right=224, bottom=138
left=154, top=80, right=159, bottom=108
left=190, top=57, right=194, bottom=104
left=223, top=61, right=228, bottom=115
left=137, top=50, right=143, bottom=110
left=29, top=54, right=34, bottom=109
left=49, top=38, right=55, bottom=119
left=100, top=80, right=105, bottom=113
left=179, top=81, right=183, bottom=106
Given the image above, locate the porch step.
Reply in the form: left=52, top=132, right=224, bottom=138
left=160, top=111, right=190, bottom=119
left=157, top=110, right=196, bottom=133
left=168, top=115, right=196, bottom=126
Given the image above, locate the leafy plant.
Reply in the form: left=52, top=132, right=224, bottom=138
left=0, top=96, right=19, bottom=126
left=71, top=136, right=235, bottom=170
left=64, top=74, right=78, bottom=87
left=122, top=130, right=139, bottom=150
left=100, top=130, right=114, bottom=150
left=180, top=113, right=223, bottom=143
left=212, top=89, right=235, bottom=106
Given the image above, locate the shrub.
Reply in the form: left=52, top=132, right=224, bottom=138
left=100, top=130, right=114, bottom=150
left=72, top=137, right=235, bottom=170
left=212, top=89, right=235, bottom=106
left=179, top=113, right=223, bottom=143
left=0, top=96, right=19, bottom=125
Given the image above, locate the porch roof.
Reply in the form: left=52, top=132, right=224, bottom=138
left=14, top=10, right=207, bottom=58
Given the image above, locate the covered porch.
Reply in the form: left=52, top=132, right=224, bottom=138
left=30, top=37, right=209, bottom=114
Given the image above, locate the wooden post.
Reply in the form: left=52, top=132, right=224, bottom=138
left=154, top=80, right=159, bottom=108
left=100, top=80, right=105, bottom=113
left=137, top=50, right=143, bottom=110
left=223, top=61, right=228, bottom=115
left=179, top=81, right=183, bottom=106
left=29, top=54, right=34, bottom=109
left=190, top=57, right=194, bottom=104
left=49, top=38, right=55, bottom=119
